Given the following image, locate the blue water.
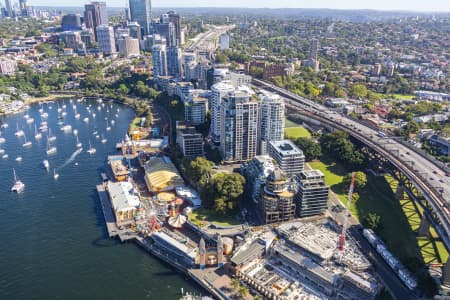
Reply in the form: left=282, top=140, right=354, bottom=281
left=0, top=99, right=201, bottom=300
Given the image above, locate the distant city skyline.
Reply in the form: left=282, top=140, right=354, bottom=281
left=22, top=0, right=450, bottom=12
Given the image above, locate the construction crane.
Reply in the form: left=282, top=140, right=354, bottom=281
left=338, top=172, right=356, bottom=251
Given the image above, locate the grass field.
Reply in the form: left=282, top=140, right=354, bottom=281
left=285, top=127, right=311, bottom=139
left=308, top=156, right=448, bottom=269
left=389, top=93, right=416, bottom=100
left=189, top=208, right=241, bottom=227
left=285, top=118, right=301, bottom=128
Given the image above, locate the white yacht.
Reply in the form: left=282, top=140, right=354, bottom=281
left=53, top=168, right=59, bottom=180
left=106, top=121, right=111, bottom=131
left=34, top=124, right=42, bottom=140
left=46, top=140, right=57, bottom=155
left=87, top=141, right=96, bottom=154
left=43, top=160, right=50, bottom=171
left=0, top=149, right=4, bottom=154
left=16, top=156, right=22, bottom=162
left=15, top=123, right=24, bottom=137
left=41, top=112, right=48, bottom=119
left=2, top=154, right=8, bottom=159
left=1, top=123, right=9, bottom=128
left=83, top=117, right=89, bottom=123
left=0, top=131, right=5, bottom=144
left=48, top=129, right=56, bottom=142
left=76, top=136, right=82, bottom=148
left=111, top=120, right=115, bottom=125
left=73, top=129, right=78, bottom=136
left=26, top=118, right=34, bottom=124
left=61, top=125, right=72, bottom=133
left=22, top=134, right=32, bottom=147
left=101, top=134, right=107, bottom=144
left=75, top=113, right=81, bottom=119
left=11, top=169, right=25, bottom=193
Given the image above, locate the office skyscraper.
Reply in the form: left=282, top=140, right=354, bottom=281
left=5, top=0, right=15, bottom=17
left=96, top=25, right=116, bottom=55
left=129, top=0, right=151, bottom=36
left=258, top=92, right=285, bottom=155
left=220, top=88, right=259, bottom=163
left=166, top=11, right=181, bottom=46
left=84, top=2, right=108, bottom=40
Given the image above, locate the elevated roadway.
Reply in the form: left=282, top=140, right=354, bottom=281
left=252, top=78, right=450, bottom=253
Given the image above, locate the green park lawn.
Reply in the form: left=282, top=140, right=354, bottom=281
left=308, top=156, right=447, bottom=269
left=285, top=127, right=311, bottom=139
left=189, top=208, right=241, bottom=227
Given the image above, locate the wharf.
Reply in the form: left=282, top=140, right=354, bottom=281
left=96, top=184, right=119, bottom=238
left=96, top=184, right=137, bottom=241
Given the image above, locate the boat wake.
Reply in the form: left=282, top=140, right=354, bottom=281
left=58, top=148, right=83, bottom=170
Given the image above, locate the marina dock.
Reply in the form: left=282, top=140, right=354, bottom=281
left=96, top=184, right=119, bottom=238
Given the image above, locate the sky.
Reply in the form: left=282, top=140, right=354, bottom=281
left=28, top=0, right=450, bottom=12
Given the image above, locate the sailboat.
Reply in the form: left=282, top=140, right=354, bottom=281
left=0, top=131, right=5, bottom=144
left=48, top=128, right=56, bottom=142
left=15, top=123, right=24, bottom=137
left=43, top=160, right=50, bottom=171
left=101, top=134, right=107, bottom=144
left=22, top=133, right=32, bottom=147
left=73, top=129, right=78, bottom=136
left=34, top=124, right=42, bottom=140
left=106, top=120, right=111, bottom=131
left=87, top=140, right=96, bottom=154
left=46, top=139, right=57, bottom=155
left=1, top=123, right=8, bottom=128
left=53, top=168, right=59, bottom=180
left=75, top=112, right=81, bottom=119
left=76, top=136, right=82, bottom=148
left=11, top=168, right=25, bottom=193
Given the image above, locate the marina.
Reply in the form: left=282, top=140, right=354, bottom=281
left=0, top=98, right=202, bottom=299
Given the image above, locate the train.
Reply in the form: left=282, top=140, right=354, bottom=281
left=362, top=228, right=418, bottom=290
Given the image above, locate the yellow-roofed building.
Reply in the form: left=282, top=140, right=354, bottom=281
left=144, top=156, right=184, bottom=193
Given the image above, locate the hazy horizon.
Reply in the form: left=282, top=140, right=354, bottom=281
left=26, top=0, right=450, bottom=13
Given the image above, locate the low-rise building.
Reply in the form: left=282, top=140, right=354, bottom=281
left=0, top=58, right=16, bottom=75
left=294, top=170, right=329, bottom=218
left=176, top=121, right=204, bottom=158
left=107, top=180, right=140, bottom=224
left=430, top=135, right=450, bottom=156
left=144, top=156, right=184, bottom=192
left=108, top=156, right=130, bottom=181
left=268, top=140, right=305, bottom=178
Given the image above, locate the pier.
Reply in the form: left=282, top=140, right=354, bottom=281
left=96, top=184, right=136, bottom=242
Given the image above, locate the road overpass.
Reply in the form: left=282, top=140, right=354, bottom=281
left=252, top=78, right=450, bottom=259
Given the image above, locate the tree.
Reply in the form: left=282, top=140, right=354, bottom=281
left=210, top=173, right=245, bottom=214
left=239, top=286, right=249, bottom=298
left=231, top=278, right=240, bottom=291
left=184, top=157, right=214, bottom=188
left=294, top=137, right=322, bottom=161
left=118, top=84, right=129, bottom=95
left=350, top=84, right=368, bottom=99
left=364, top=213, right=381, bottom=231
left=319, top=131, right=365, bottom=168
left=343, top=171, right=367, bottom=190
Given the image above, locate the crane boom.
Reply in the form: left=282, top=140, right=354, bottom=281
left=339, top=172, right=356, bottom=251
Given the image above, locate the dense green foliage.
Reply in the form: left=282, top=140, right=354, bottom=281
left=182, top=157, right=245, bottom=214
left=292, top=137, right=322, bottom=161
left=319, top=131, right=365, bottom=168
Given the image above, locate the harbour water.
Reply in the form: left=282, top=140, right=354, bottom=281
left=0, top=99, right=201, bottom=300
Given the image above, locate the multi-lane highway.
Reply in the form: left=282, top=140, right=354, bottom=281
left=185, top=25, right=234, bottom=52
left=252, top=78, right=450, bottom=252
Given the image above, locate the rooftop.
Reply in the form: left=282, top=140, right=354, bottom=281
left=107, top=181, right=140, bottom=212
left=269, top=140, right=304, bottom=157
